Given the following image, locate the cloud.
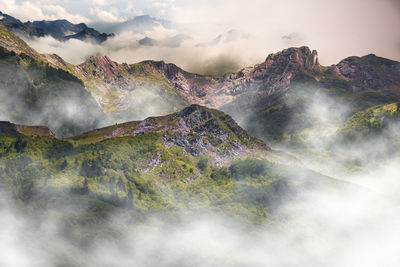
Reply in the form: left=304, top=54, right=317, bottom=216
left=282, top=32, right=305, bottom=46
left=1, top=0, right=90, bottom=23
left=1, top=153, right=399, bottom=266
left=89, top=7, right=126, bottom=23
left=24, top=29, right=249, bottom=76
left=170, top=0, right=400, bottom=65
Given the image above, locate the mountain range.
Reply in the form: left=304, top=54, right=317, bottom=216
left=0, top=17, right=398, bottom=223
left=0, top=11, right=114, bottom=43
left=1, top=23, right=399, bottom=146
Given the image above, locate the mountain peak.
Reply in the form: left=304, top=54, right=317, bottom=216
left=265, top=46, right=320, bottom=71
left=79, top=55, right=120, bottom=77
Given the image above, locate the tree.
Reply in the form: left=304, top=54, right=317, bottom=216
left=14, top=137, right=27, bottom=153
left=197, top=157, right=208, bottom=171
left=59, top=159, right=68, bottom=170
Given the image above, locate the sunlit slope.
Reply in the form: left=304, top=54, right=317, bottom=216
left=339, top=102, right=400, bottom=140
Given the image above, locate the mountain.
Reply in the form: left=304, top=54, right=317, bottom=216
left=0, top=105, right=343, bottom=228
left=0, top=26, right=107, bottom=137
left=70, top=104, right=268, bottom=160
left=340, top=102, right=400, bottom=140
left=1, top=25, right=399, bottom=149
left=74, top=46, right=400, bottom=140
left=0, top=11, right=47, bottom=37
left=25, top=19, right=87, bottom=38
left=138, top=34, right=192, bottom=48
left=63, top=26, right=114, bottom=43
left=0, top=11, right=113, bottom=43
left=220, top=47, right=400, bottom=144
left=74, top=56, right=212, bottom=121
left=196, top=29, right=249, bottom=47
left=93, top=15, right=172, bottom=34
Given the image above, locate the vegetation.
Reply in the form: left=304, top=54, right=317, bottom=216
left=0, top=118, right=337, bottom=232
left=339, top=102, right=400, bottom=141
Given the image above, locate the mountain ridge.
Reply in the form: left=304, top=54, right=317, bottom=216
left=1, top=26, right=399, bottom=144
left=0, top=11, right=113, bottom=43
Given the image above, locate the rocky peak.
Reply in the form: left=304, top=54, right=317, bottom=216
left=78, top=55, right=120, bottom=77
left=335, top=54, right=400, bottom=91
left=220, top=46, right=323, bottom=96
left=141, top=60, right=188, bottom=78
left=264, top=46, right=320, bottom=73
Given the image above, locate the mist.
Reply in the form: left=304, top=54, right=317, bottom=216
left=0, top=155, right=399, bottom=267
left=1, top=91, right=400, bottom=266
left=0, top=0, right=399, bottom=266
left=25, top=32, right=252, bottom=77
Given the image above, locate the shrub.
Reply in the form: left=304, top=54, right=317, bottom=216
left=197, top=157, right=208, bottom=171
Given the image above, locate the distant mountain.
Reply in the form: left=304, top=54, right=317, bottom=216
left=25, top=19, right=87, bottom=38
left=0, top=11, right=113, bottom=43
left=0, top=11, right=47, bottom=37
left=196, top=29, right=249, bottom=47
left=93, top=15, right=172, bottom=34
left=138, top=34, right=192, bottom=48
left=63, top=27, right=114, bottom=43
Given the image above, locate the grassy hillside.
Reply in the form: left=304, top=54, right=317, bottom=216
left=339, top=102, right=400, bottom=140
left=0, top=107, right=345, bottom=236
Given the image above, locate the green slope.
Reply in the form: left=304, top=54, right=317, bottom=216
left=0, top=106, right=346, bottom=231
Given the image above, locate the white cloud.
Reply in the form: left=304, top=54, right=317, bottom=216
left=1, top=0, right=90, bottom=23
left=152, top=2, right=169, bottom=8
left=89, top=7, right=125, bottom=23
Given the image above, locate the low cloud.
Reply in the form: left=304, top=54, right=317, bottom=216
left=0, top=157, right=399, bottom=267
left=25, top=31, right=252, bottom=76
left=282, top=32, right=305, bottom=46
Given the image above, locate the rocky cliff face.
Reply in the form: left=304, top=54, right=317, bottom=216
left=333, top=54, right=400, bottom=94
left=75, top=46, right=323, bottom=117
left=219, top=46, right=321, bottom=95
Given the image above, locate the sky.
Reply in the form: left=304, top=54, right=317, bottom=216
left=2, top=0, right=400, bottom=72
